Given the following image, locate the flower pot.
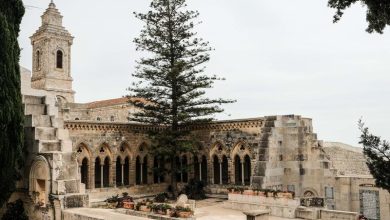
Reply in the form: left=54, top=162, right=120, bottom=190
left=243, top=190, right=254, bottom=195
left=140, top=205, right=151, bottom=212
left=178, top=211, right=192, bottom=218
left=123, top=202, right=134, bottom=209
left=107, top=202, right=118, bottom=209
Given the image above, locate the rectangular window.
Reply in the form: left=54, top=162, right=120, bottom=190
left=325, top=186, right=334, bottom=199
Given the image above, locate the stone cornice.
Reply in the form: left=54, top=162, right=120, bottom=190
left=64, top=118, right=264, bottom=132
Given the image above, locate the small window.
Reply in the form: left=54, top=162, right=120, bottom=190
left=36, top=50, right=41, bottom=70
left=56, top=50, right=63, bottom=69
left=97, top=117, right=101, bottom=121
left=325, top=186, right=334, bottom=199
left=75, top=118, right=80, bottom=121
left=110, top=116, right=115, bottom=122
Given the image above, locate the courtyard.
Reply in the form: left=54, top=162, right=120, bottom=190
left=63, top=199, right=299, bottom=220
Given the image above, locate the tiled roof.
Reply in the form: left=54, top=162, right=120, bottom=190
left=86, top=97, right=145, bottom=109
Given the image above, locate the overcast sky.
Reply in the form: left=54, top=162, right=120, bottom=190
left=19, top=0, right=390, bottom=147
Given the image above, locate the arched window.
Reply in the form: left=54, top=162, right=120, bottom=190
left=81, top=158, right=89, bottom=189
left=56, top=50, right=63, bottom=69
left=36, top=50, right=41, bottom=70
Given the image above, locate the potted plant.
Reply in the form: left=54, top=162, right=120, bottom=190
left=136, top=200, right=152, bottom=212
left=173, top=206, right=193, bottom=218
left=105, top=195, right=119, bottom=209
left=151, top=204, right=172, bottom=215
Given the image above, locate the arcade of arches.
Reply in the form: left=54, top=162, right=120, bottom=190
left=74, top=141, right=254, bottom=190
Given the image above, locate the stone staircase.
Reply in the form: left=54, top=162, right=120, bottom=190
left=23, top=95, right=72, bottom=154
left=252, top=116, right=276, bottom=188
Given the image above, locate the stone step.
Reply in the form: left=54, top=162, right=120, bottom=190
left=24, top=115, right=52, bottom=127
left=23, top=95, right=44, bottom=105
left=38, top=140, right=61, bottom=152
left=24, top=103, right=46, bottom=115
left=35, top=127, right=57, bottom=140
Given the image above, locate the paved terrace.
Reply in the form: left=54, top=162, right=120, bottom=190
left=64, top=199, right=299, bottom=220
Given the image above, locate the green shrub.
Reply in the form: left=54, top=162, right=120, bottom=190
left=1, top=200, right=28, bottom=220
left=184, top=179, right=206, bottom=200
left=154, top=192, right=168, bottom=203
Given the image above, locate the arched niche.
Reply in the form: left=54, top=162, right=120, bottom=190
left=29, top=156, right=51, bottom=206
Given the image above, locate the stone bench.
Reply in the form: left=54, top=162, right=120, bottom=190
left=243, top=209, right=270, bottom=220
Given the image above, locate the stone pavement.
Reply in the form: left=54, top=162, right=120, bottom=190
left=65, top=199, right=300, bottom=220
left=64, top=208, right=147, bottom=220
left=195, top=200, right=300, bottom=220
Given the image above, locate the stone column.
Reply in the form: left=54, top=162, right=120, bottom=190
left=241, top=161, right=245, bottom=186
left=78, top=165, right=81, bottom=181
left=100, top=164, right=103, bottom=188
left=140, top=163, right=143, bottom=184
left=219, top=162, right=222, bottom=185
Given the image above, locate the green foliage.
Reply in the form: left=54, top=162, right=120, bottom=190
left=105, top=194, right=120, bottom=203
left=328, top=0, right=390, bottom=34
left=358, top=120, right=390, bottom=192
left=128, top=0, right=234, bottom=197
left=1, top=199, right=28, bottom=220
left=183, top=179, right=206, bottom=200
left=0, top=0, right=25, bottom=207
left=154, top=192, right=168, bottom=202
left=149, top=203, right=172, bottom=213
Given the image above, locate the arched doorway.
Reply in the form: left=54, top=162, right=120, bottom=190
left=142, top=156, right=148, bottom=184
left=244, top=155, right=251, bottom=185
left=201, top=155, right=208, bottom=183
left=95, top=157, right=101, bottom=188
left=175, top=156, right=181, bottom=182
left=154, top=156, right=159, bottom=184
left=81, top=158, right=89, bottom=189
left=213, top=155, right=220, bottom=184
left=124, top=157, right=130, bottom=185
left=194, top=156, right=200, bottom=181
left=222, top=155, right=229, bottom=184
left=234, top=155, right=242, bottom=184
left=103, top=157, right=110, bottom=187
left=136, top=156, right=141, bottom=185
left=116, top=157, right=122, bottom=186
left=182, top=155, right=188, bottom=183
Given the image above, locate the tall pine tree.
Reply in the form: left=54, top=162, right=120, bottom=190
left=359, top=120, right=390, bottom=192
left=0, top=0, right=25, bottom=207
left=128, top=0, right=234, bottom=197
left=328, top=0, right=390, bottom=34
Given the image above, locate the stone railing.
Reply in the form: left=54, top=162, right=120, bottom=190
left=225, top=193, right=300, bottom=219
left=320, top=209, right=358, bottom=220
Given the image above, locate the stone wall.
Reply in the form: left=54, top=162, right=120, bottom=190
left=323, top=142, right=370, bottom=176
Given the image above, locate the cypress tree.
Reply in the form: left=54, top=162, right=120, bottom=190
left=0, top=0, right=25, bottom=207
left=128, top=0, right=234, bottom=197
left=359, top=120, right=390, bottom=192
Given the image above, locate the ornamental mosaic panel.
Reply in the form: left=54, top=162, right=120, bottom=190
left=360, top=190, right=380, bottom=220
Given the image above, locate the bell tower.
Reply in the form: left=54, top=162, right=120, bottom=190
left=30, top=1, right=75, bottom=102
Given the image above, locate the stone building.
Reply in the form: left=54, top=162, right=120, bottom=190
left=6, top=2, right=390, bottom=220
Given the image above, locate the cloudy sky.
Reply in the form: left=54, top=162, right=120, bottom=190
left=19, top=0, right=390, bottom=146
